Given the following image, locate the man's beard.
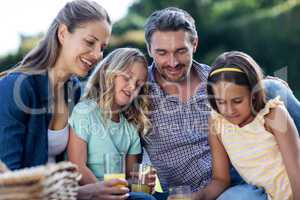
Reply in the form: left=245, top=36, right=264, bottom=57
left=159, top=64, right=189, bottom=83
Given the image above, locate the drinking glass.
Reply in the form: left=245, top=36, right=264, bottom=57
left=103, top=153, right=126, bottom=187
left=130, top=163, right=152, bottom=193
left=168, top=185, right=192, bottom=200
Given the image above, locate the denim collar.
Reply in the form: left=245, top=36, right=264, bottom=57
left=32, top=71, right=77, bottom=108
left=33, top=71, right=50, bottom=104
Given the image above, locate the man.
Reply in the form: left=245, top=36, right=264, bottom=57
left=143, top=7, right=300, bottom=200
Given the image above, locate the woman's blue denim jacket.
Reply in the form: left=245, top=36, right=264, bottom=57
left=0, top=72, right=81, bottom=170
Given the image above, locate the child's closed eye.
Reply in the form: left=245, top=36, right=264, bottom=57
left=232, top=98, right=243, bottom=104
left=216, top=100, right=225, bottom=105
left=118, top=73, right=131, bottom=81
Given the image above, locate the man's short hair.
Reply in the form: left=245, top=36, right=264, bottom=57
left=144, top=7, right=198, bottom=48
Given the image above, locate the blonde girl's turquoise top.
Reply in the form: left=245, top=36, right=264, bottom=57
left=68, top=99, right=141, bottom=180
left=210, top=97, right=293, bottom=200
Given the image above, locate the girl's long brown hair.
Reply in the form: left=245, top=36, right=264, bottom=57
left=207, top=51, right=266, bottom=115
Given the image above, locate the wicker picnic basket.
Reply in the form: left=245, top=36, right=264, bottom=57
left=0, top=161, right=81, bottom=200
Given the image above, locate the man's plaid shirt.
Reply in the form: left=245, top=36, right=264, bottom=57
left=144, top=61, right=212, bottom=192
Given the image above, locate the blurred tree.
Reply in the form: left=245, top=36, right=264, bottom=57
left=1, top=0, right=299, bottom=97
left=112, top=13, right=145, bottom=35
left=123, top=0, right=300, bottom=96
left=0, top=33, right=42, bottom=72
left=202, top=0, right=300, bottom=93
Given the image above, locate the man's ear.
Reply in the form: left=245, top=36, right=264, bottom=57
left=57, top=24, right=68, bottom=45
left=192, top=37, right=198, bottom=53
left=147, top=44, right=153, bottom=58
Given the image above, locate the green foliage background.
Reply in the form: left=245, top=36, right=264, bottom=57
left=1, top=0, right=299, bottom=98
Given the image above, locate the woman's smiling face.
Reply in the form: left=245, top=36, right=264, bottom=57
left=58, top=20, right=111, bottom=77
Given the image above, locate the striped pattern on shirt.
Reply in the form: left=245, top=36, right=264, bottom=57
left=211, top=98, right=293, bottom=200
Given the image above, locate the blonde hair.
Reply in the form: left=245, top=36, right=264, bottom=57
left=83, top=48, right=151, bottom=136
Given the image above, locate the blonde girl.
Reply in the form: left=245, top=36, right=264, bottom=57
left=67, top=48, right=156, bottom=199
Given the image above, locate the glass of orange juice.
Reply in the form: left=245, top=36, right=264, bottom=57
left=103, top=153, right=126, bottom=187
left=130, top=163, right=152, bottom=194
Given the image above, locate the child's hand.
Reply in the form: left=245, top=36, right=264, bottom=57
left=94, top=179, right=129, bottom=200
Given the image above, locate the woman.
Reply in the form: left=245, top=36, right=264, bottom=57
left=0, top=1, right=154, bottom=200
left=0, top=0, right=110, bottom=169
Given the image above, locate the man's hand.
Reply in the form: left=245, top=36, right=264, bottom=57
left=145, top=167, right=157, bottom=194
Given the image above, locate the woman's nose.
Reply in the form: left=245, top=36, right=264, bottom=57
left=90, top=47, right=103, bottom=61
